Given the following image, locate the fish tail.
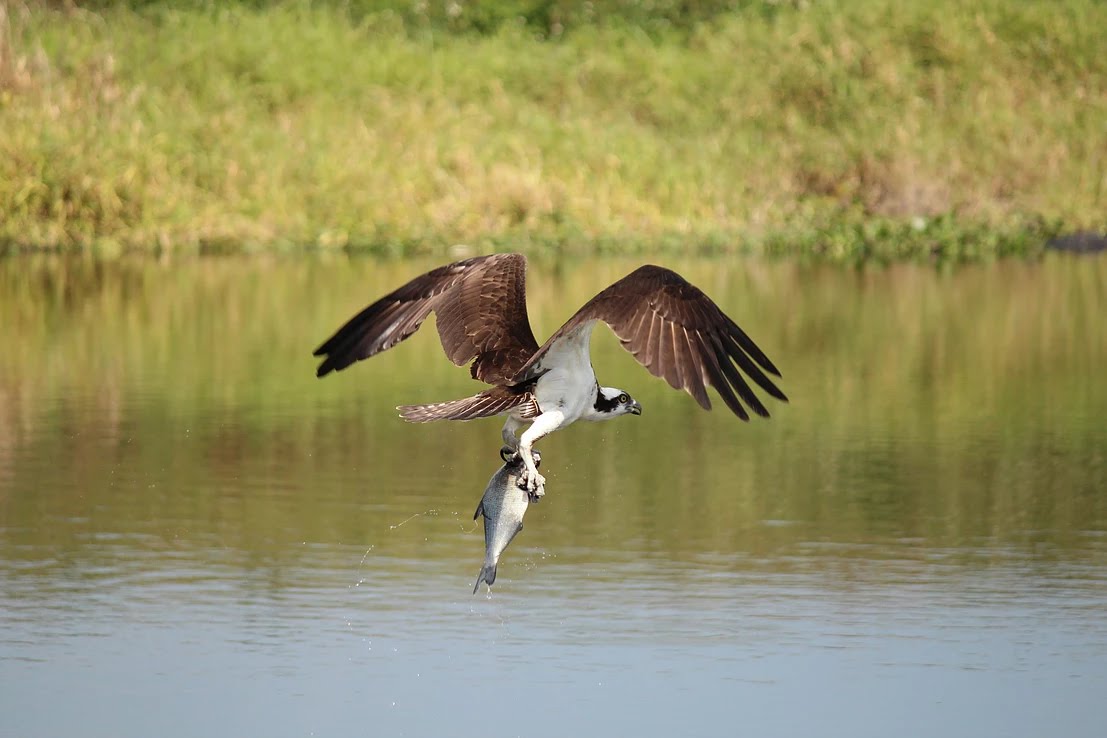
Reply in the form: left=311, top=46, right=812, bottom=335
left=472, top=563, right=498, bottom=594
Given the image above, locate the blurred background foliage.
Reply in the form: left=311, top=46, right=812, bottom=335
left=47, top=0, right=815, bottom=38
left=1, top=0, right=1104, bottom=257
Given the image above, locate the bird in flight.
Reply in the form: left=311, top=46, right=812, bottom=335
left=314, top=254, right=787, bottom=491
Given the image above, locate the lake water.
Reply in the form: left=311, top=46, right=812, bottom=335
left=2, top=254, right=1106, bottom=738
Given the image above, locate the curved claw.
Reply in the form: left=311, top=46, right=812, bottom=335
left=516, top=468, right=546, bottom=493
left=526, top=478, right=545, bottom=503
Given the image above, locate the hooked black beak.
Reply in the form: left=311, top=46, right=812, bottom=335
left=629, top=400, right=642, bottom=416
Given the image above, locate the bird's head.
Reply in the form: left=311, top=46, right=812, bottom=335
left=586, top=386, right=642, bottom=421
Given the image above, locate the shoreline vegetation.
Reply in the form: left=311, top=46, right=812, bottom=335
left=1, top=1, right=1105, bottom=261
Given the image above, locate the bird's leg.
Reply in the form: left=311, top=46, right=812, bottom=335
left=515, top=411, right=563, bottom=493
left=501, top=416, right=524, bottom=455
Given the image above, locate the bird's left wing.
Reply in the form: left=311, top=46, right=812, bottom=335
left=513, top=265, right=787, bottom=420
left=313, top=253, right=539, bottom=384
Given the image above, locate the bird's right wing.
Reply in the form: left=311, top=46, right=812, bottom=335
left=512, top=265, right=787, bottom=420
left=313, top=253, right=539, bottom=385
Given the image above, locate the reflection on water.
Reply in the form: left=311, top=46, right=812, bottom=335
left=1, top=254, right=1106, bottom=738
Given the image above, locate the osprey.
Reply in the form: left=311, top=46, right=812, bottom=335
left=314, top=254, right=786, bottom=491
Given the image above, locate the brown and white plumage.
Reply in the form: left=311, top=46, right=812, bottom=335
left=511, top=264, right=787, bottom=421
left=313, top=253, right=786, bottom=490
left=314, top=254, right=538, bottom=385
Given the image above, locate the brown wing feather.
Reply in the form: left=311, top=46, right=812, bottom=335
left=313, top=253, right=539, bottom=384
left=397, top=386, right=540, bottom=422
left=513, top=265, right=787, bottom=419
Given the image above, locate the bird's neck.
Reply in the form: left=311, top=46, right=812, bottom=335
left=582, top=384, right=618, bottom=422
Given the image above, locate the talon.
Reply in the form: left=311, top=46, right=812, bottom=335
left=516, top=469, right=545, bottom=493
left=499, top=445, right=515, bottom=463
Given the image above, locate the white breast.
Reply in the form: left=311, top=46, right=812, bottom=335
left=532, top=321, right=598, bottom=422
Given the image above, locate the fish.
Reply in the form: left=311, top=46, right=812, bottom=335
left=472, top=446, right=543, bottom=593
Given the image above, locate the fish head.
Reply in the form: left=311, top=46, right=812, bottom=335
left=498, top=445, right=540, bottom=468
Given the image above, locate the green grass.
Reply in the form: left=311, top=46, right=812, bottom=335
left=1, top=0, right=1105, bottom=259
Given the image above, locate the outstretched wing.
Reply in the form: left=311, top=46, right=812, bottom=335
left=313, top=253, right=539, bottom=385
left=513, top=265, right=787, bottom=420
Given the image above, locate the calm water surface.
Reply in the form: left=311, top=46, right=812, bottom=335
left=1, top=255, right=1106, bottom=737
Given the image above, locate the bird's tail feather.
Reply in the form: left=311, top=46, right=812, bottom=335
left=398, top=388, right=538, bottom=423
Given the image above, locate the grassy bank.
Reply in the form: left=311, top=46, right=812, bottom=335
left=1, top=1, right=1105, bottom=259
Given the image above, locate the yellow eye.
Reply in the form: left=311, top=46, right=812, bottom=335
left=618, top=393, right=629, bottom=404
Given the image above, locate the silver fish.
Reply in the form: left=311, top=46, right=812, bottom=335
left=473, top=447, right=543, bottom=593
